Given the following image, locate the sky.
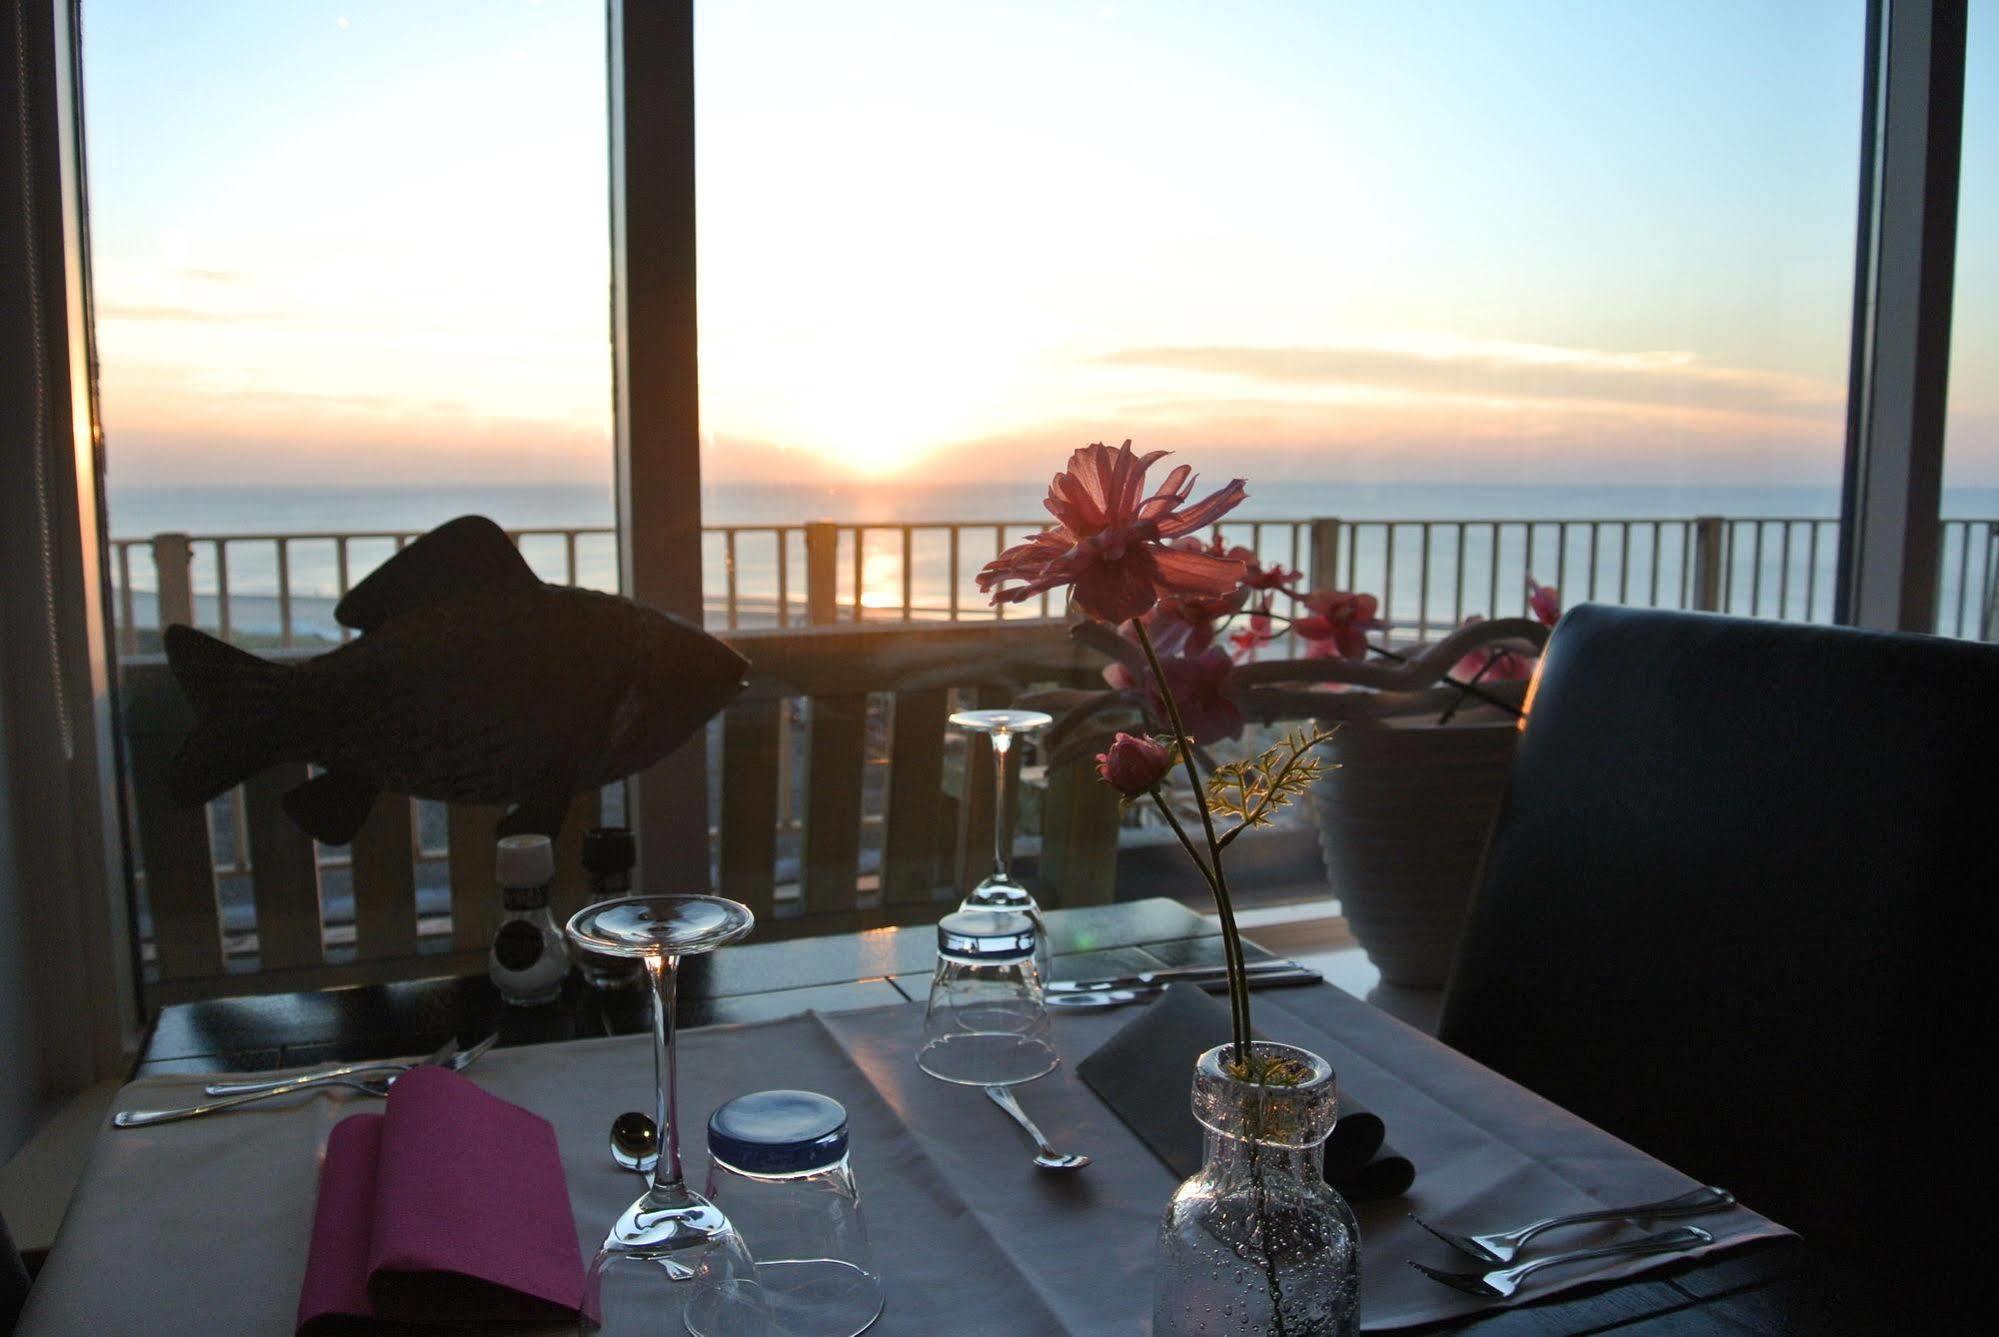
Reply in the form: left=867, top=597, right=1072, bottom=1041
left=78, top=1, right=1999, bottom=497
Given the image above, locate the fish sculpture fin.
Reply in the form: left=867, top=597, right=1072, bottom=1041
left=282, top=771, right=381, bottom=847
left=334, top=515, right=541, bottom=632
left=164, top=625, right=292, bottom=805
left=496, top=791, right=573, bottom=841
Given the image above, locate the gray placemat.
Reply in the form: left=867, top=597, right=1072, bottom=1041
left=20, top=991, right=1790, bottom=1335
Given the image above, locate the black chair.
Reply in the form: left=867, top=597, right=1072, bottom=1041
left=2, top=1207, right=27, bottom=1334
left=1437, top=605, right=1997, bottom=1318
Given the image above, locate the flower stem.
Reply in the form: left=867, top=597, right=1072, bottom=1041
left=1133, top=619, right=1254, bottom=1066
left=1147, top=790, right=1220, bottom=894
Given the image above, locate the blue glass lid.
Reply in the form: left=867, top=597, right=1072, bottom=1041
left=707, top=1089, right=850, bottom=1175
left=937, top=910, right=1036, bottom=962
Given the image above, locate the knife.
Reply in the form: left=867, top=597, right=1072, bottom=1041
left=1047, top=960, right=1312, bottom=994
left=1047, top=969, right=1324, bottom=1009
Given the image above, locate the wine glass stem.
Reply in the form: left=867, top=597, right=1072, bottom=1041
left=645, top=951, right=687, bottom=1197
left=990, top=729, right=1014, bottom=881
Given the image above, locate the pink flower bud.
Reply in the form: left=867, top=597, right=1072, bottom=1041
left=1097, top=732, right=1173, bottom=796
left=1527, top=577, right=1561, bottom=628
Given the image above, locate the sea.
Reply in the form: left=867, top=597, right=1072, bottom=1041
left=105, top=479, right=1999, bottom=643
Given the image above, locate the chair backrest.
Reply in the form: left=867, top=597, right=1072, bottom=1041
left=122, top=618, right=1116, bottom=1000
left=1438, top=605, right=1998, bottom=1313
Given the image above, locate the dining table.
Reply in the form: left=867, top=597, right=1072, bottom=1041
left=17, top=898, right=1885, bottom=1335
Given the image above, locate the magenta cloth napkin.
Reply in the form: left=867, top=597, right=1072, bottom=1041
left=296, top=1066, right=584, bottom=1333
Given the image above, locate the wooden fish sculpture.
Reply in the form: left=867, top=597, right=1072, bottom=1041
left=164, top=515, right=748, bottom=844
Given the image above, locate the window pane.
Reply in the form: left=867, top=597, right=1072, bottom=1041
left=698, top=1, right=1864, bottom=627
left=83, top=0, right=613, bottom=978
left=696, top=2, right=1867, bottom=914
left=87, top=0, right=615, bottom=652
left=1943, top=0, right=1999, bottom=640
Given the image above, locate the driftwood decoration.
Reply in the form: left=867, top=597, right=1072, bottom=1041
left=163, top=515, right=749, bottom=844
left=1025, top=617, right=1551, bottom=764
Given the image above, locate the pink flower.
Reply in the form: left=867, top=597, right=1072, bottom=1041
left=1096, top=732, right=1174, bottom=796
left=1241, top=557, right=1302, bottom=592
left=976, top=441, right=1249, bottom=624
left=1452, top=615, right=1540, bottom=683
left=1186, top=534, right=1301, bottom=593
left=1527, top=577, right=1561, bottom=628
left=1229, top=609, right=1276, bottom=659
left=1292, top=590, right=1382, bottom=660
left=1105, top=646, right=1244, bottom=745
left=1145, top=545, right=1252, bottom=655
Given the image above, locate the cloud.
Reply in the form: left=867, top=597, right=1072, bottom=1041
left=95, top=302, right=278, bottom=324
left=1099, top=338, right=1840, bottom=419
left=912, top=382, right=1847, bottom=488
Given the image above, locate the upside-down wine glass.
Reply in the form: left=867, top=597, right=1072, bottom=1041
left=950, top=708, right=1055, bottom=980
left=567, top=895, right=767, bottom=1336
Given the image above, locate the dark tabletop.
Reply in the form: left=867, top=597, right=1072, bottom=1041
left=137, top=899, right=1887, bottom=1334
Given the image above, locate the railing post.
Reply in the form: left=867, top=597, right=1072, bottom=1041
left=1982, top=522, right=1999, bottom=641
left=152, top=532, right=195, bottom=630
left=805, top=520, right=839, bottom=625
left=1309, top=517, right=1342, bottom=591
left=1691, top=516, right=1724, bottom=611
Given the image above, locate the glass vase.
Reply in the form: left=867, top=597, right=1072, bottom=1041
left=1153, top=1041, right=1360, bottom=1337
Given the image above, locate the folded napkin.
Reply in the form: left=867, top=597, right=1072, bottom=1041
left=1078, top=983, right=1416, bottom=1199
left=297, top=1067, right=584, bottom=1333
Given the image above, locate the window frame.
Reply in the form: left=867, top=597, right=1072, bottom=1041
left=1837, top=0, right=1968, bottom=630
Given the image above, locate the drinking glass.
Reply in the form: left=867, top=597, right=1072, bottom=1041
left=567, top=895, right=767, bottom=1336
left=950, top=708, right=1055, bottom=979
left=692, top=1089, right=883, bottom=1337
left=917, top=910, right=1058, bottom=1086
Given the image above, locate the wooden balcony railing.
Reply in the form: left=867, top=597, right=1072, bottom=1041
left=121, top=616, right=1115, bottom=1005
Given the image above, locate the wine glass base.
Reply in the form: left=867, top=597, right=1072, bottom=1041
left=948, top=708, right=1054, bottom=734
left=568, top=895, right=757, bottom=960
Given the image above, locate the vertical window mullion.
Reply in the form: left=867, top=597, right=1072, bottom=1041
left=609, top=0, right=709, bottom=884
left=1837, top=0, right=1967, bottom=632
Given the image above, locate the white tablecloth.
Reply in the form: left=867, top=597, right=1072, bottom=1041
left=18, top=987, right=1790, bottom=1334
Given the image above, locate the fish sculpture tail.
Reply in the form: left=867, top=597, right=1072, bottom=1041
left=164, top=624, right=294, bottom=805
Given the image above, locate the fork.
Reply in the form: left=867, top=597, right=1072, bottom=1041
left=114, top=1070, right=402, bottom=1128
left=1407, top=1225, right=1714, bottom=1298
left=1411, top=1184, right=1734, bottom=1265
left=113, top=1033, right=500, bottom=1128
left=201, top=1032, right=498, bottom=1097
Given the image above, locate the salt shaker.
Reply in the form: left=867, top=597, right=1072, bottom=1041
left=488, top=834, right=571, bottom=1006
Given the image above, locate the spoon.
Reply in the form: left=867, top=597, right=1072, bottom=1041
left=609, top=1110, right=660, bottom=1175
left=983, top=1084, right=1091, bottom=1171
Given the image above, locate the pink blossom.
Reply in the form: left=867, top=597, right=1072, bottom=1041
left=1452, top=615, right=1540, bottom=683
left=1105, top=645, right=1244, bottom=745
left=975, top=441, right=1249, bottom=624
left=1527, top=577, right=1561, bottom=628
left=1144, top=543, right=1252, bottom=654
left=1292, top=590, right=1382, bottom=660
left=1229, top=609, right=1276, bottom=659
left=1241, top=557, right=1302, bottom=592
left=1096, top=732, right=1174, bottom=796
